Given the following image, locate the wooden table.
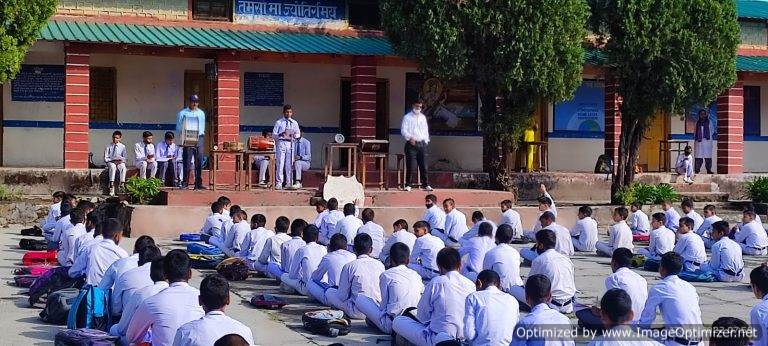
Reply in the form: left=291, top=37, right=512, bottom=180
left=360, top=152, right=389, bottom=190
left=659, top=140, right=689, bottom=172
left=324, top=143, right=358, bottom=179
left=209, top=150, right=245, bottom=191
left=243, top=150, right=276, bottom=190
left=518, top=141, right=549, bottom=172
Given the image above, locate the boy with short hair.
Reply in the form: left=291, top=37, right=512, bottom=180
left=105, top=130, right=127, bottom=196
left=134, top=131, right=157, bottom=179
left=255, top=216, right=291, bottom=276
left=357, top=208, right=384, bottom=258
left=521, top=211, right=574, bottom=262
left=58, top=208, right=88, bottom=266
left=312, top=199, right=328, bottom=228
left=629, top=202, right=651, bottom=235
left=681, top=198, right=704, bottom=233
left=661, top=200, right=681, bottom=232
left=442, top=198, right=469, bottom=247
left=308, top=233, right=356, bottom=305
left=269, top=219, right=307, bottom=281
left=326, top=233, right=386, bottom=319
left=588, top=289, right=659, bottom=345
left=381, top=219, right=416, bottom=267
left=696, top=204, right=722, bottom=248
left=571, top=205, right=599, bottom=252
left=319, top=198, right=344, bottom=245
left=482, top=224, right=523, bottom=293
left=460, top=211, right=497, bottom=246
left=238, top=214, right=274, bottom=266
left=110, top=258, right=167, bottom=342
left=464, top=270, right=519, bottom=345
left=499, top=199, right=523, bottom=239
left=282, top=225, right=326, bottom=295
left=673, top=217, right=707, bottom=272
left=200, top=201, right=226, bottom=246
left=459, top=222, right=496, bottom=282
left=155, top=131, right=178, bottom=185
left=701, top=221, right=744, bottom=282
left=603, top=248, right=648, bottom=322
left=335, top=203, right=363, bottom=248
left=511, top=274, right=574, bottom=346
left=223, top=210, right=250, bottom=257
left=86, top=218, right=129, bottom=285
left=423, top=194, right=446, bottom=234
left=408, top=220, right=446, bottom=280
left=676, top=145, right=695, bottom=184
left=750, top=264, right=768, bottom=346
left=596, top=207, right=634, bottom=257
left=529, top=189, right=557, bottom=238
left=735, top=210, right=768, bottom=256
left=636, top=213, right=675, bottom=261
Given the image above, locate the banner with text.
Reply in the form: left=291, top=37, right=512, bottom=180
left=11, top=65, right=65, bottom=102
left=553, top=80, right=605, bottom=134
left=235, top=0, right=345, bottom=27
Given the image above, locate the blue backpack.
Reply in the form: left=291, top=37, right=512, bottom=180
left=678, top=270, right=716, bottom=282
left=67, top=285, right=112, bottom=331
left=180, top=233, right=202, bottom=242
left=187, top=242, right=223, bottom=256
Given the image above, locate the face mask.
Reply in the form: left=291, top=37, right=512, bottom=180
left=425, top=203, right=432, bottom=209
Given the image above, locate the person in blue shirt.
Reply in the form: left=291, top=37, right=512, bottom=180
left=176, top=95, right=206, bottom=190
left=292, top=126, right=311, bottom=189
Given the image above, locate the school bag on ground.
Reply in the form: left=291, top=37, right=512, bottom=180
left=179, top=233, right=202, bottom=242
left=29, top=266, right=84, bottom=306
left=14, top=265, right=54, bottom=276
left=632, top=234, right=650, bottom=242
left=186, top=242, right=223, bottom=256
left=189, top=254, right=225, bottom=269
left=21, top=226, right=43, bottom=237
left=67, top=285, right=113, bottom=331
left=23, top=250, right=58, bottom=266
left=678, top=270, right=716, bottom=282
left=250, top=294, right=288, bottom=310
left=643, top=258, right=660, bottom=272
left=20, top=238, right=48, bottom=250
left=13, top=275, right=37, bottom=288
left=216, top=258, right=250, bottom=281
left=40, top=288, right=81, bottom=325
left=302, top=310, right=352, bottom=337
left=54, top=328, right=118, bottom=346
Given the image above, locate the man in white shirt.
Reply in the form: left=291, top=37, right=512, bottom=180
left=104, top=130, right=127, bottom=196
left=464, top=270, right=519, bottom=345
left=307, top=234, right=356, bottom=305
left=291, top=126, right=311, bottom=190
left=392, top=247, right=475, bottom=345
left=750, top=264, right=768, bottom=346
left=701, top=221, right=744, bottom=282
left=200, top=201, right=227, bottom=249
left=423, top=194, right=446, bottom=234
left=636, top=213, right=675, bottom=261
left=58, top=208, right=88, bottom=266
left=661, top=200, right=681, bottom=232
left=400, top=100, right=433, bottom=191
left=499, top=199, right=523, bottom=239
left=673, top=217, right=707, bottom=272
left=588, top=289, right=661, bottom=346
left=111, top=245, right=161, bottom=316
left=281, top=225, right=327, bottom=296
left=269, top=219, right=307, bottom=281
left=460, top=211, right=498, bottom=247
left=681, top=198, right=704, bottom=234
left=237, top=214, right=273, bottom=264
left=441, top=198, right=468, bottom=247
left=126, top=250, right=205, bottom=345
left=511, top=274, right=574, bottom=346
left=511, top=229, right=577, bottom=314
left=86, top=218, right=129, bottom=285
left=335, top=203, right=363, bottom=249
left=695, top=204, right=722, bottom=248
left=154, top=131, right=178, bottom=185
left=357, top=208, right=385, bottom=259
left=223, top=210, right=250, bottom=257
left=255, top=216, right=291, bottom=277
left=319, top=198, right=344, bottom=245
left=522, top=211, right=574, bottom=262
left=326, top=233, right=386, bottom=319
left=596, top=207, right=634, bottom=257
left=381, top=219, right=416, bottom=267
left=459, top=222, right=496, bottom=282
left=174, top=274, right=254, bottom=346
left=109, top=258, right=167, bottom=342
left=483, top=224, right=523, bottom=293
left=629, top=202, right=651, bottom=235
left=408, top=221, right=446, bottom=280
left=272, top=104, right=301, bottom=190
left=735, top=209, right=768, bottom=256
left=571, top=205, right=599, bottom=252
left=99, top=235, right=155, bottom=290
left=356, top=242, right=423, bottom=334
left=134, top=131, right=157, bottom=179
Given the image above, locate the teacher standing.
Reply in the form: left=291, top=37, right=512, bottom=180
left=176, top=94, right=206, bottom=190
left=400, top=100, right=433, bottom=192
left=694, top=109, right=714, bottom=174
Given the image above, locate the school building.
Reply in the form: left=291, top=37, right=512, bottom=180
left=2, top=0, right=768, bottom=175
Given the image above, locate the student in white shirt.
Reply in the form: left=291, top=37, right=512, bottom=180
left=49, top=195, right=80, bottom=246
left=527, top=185, right=558, bottom=238
left=482, top=224, right=523, bottom=293
left=291, top=126, right=311, bottom=189
left=423, top=194, right=446, bottom=233
left=460, top=222, right=496, bottom=282
left=99, top=235, right=155, bottom=290
left=174, top=274, right=254, bottom=346
left=272, top=104, right=301, bottom=189
left=571, top=205, right=599, bottom=252
left=217, top=196, right=232, bottom=220
left=381, top=219, right=416, bottom=267
left=334, top=203, right=363, bottom=248
left=104, top=130, right=127, bottom=196
left=126, top=250, right=205, bottom=345
left=596, top=207, right=634, bottom=257
left=58, top=208, right=88, bottom=266
left=308, top=233, right=356, bottom=305
left=735, top=209, right=768, bottom=256
left=675, top=145, right=695, bottom=184
left=696, top=204, right=722, bottom=248
left=31, top=190, right=65, bottom=236
left=312, top=199, right=328, bottom=228
left=109, top=258, right=167, bottom=342
left=86, top=218, right=129, bottom=285
left=681, top=198, right=704, bottom=233
left=460, top=211, right=498, bottom=247
left=510, top=229, right=577, bottom=314
left=111, top=245, right=162, bottom=316
left=392, top=247, right=475, bottom=345
left=72, top=212, right=100, bottom=259
left=217, top=203, right=240, bottom=252
left=588, top=289, right=661, bottom=346
left=401, top=100, right=433, bottom=191
left=223, top=210, right=250, bottom=257
left=464, top=270, right=519, bottom=345
left=281, top=225, right=326, bottom=296
left=269, top=219, right=307, bottom=281
left=499, top=199, right=523, bottom=239
left=629, top=202, right=651, bottom=235
left=200, top=201, right=227, bottom=248
left=636, top=213, right=675, bottom=261
left=441, top=198, right=469, bottom=247
left=521, top=211, right=574, bottom=262
left=252, top=130, right=273, bottom=187
left=750, top=264, right=768, bottom=346
left=511, top=274, right=574, bottom=346
left=356, top=242, right=423, bottom=334
left=357, top=208, right=384, bottom=259
left=68, top=214, right=105, bottom=279
left=255, top=216, right=291, bottom=276
left=238, top=214, right=273, bottom=263
left=661, top=200, right=681, bottom=232
left=319, top=198, right=344, bottom=245
left=134, top=131, right=157, bottom=179
left=154, top=131, right=178, bottom=185
left=673, top=217, right=707, bottom=272
left=701, top=221, right=744, bottom=282
left=408, top=220, right=446, bottom=280
left=326, top=233, right=386, bottom=319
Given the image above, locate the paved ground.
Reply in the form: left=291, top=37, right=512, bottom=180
left=0, top=222, right=761, bottom=345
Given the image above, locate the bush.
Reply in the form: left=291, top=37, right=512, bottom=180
left=124, top=177, right=163, bottom=204
left=0, top=184, right=22, bottom=201
left=746, top=177, right=768, bottom=203
left=614, top=182, right=679, bottom=205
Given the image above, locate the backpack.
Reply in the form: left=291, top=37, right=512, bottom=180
left=40, top=288, right=81, bottom=325
left=20, top=238, right=48, bottom=251
left=631, top=254, right=646, bottom=268
left=67, top=285, right=113, bottom=331
left=54, top=328, right=118, bottom=346
left=678, top=270, right=716, bottom=283
left=21, top=227, right=43, bottom=237
left=187, top=242, right=223, bottom=256
left=23, top=250, right=59, bottom=266
left=29, top=266, right=84, bottom=307
left=216, top=258, right=250, bottom=281
left=180, top=233, right=202, bottom=242
left=632, top=234, right=650, bottom=242
left=189, top=254, right=226, bottom=269
left=643, top=258, right=660, bottom=272
left=14, top=265, right=54, bottom=277
left=301, top=310, right=352, bottom=337
left=594, top=154, right=614, bottom=174
left=250, top=294, right=287, bottom=310
left=13, top=275, right=37, bottom=288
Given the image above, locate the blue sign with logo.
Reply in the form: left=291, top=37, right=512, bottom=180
left=244, top=72, right=284, bottom=106
left=235, top=0, right=345, bottom=25
left=11, top=65, right=65, bottom=102
left=554, top=80, right=605, bottom=133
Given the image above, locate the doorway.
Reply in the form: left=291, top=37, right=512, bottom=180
left=637, top=112, right=669, bottom=172
left=184, top=71, right=213, bottom=154
left=339, top=79, right=389, bottom=165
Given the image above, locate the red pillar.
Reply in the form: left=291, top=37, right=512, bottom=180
left=716, top=81, right=744, bottom=174
left=64, top=44, right=90, bottom=169
left=350, top=56, right=377, bottom=142
left=213, top=54, right=241, bottom=183
left=604, top=77, right=622, bottom=167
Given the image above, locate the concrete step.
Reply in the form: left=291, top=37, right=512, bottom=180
left=669, top=183, right=718, bottom=193
left=678, top=191, right=729, bottom=202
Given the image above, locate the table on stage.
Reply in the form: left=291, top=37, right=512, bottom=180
left=243, top=150, right=276, bottom=190
left=208, top=150, right=245, bottom=191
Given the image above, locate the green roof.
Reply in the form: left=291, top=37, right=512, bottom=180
left=737, top=55, right=768, bottom=72
left=738, top=0, right=768, bottom=20
left=39, top=20, right=394, bottom=56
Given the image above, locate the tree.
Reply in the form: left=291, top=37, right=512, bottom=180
left=380, top=0, right=589, bottom=188
left=0, top=0, right=56, bottom=83
left=590, top=0, right=739, bottom=201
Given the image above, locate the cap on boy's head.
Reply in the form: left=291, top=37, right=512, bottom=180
left=190, top=94, right=199, bottom=102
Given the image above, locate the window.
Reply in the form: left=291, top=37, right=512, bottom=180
left=348, top=0, right=380, bottom=29
left=744, top=85, right=761, bottom=136
left=193, top=0, right=232, bottom=21
left=89, top=67, right=116, bottom=123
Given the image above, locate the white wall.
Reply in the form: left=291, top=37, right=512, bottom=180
left=548, top=138, right=603, bottom=172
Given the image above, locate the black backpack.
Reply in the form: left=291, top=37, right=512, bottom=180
left=302, top=310, right=352, bottom=337
left=594, top=154, right=614, bottom=174
left=21, top=227, right=43, bottom=237
left=20, top=238, right=48, bottom=251
left=216, top=258, right=250, bottom=281
left=40, top=288, right=81, bottom=325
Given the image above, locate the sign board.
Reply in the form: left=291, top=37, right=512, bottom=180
left=243, top=72, right=284, bottom=107
left=553, top=80, right=605, bottom=133
left=235, top=0, right=345, bottom=26
left=11, top=65, right=65, bottom=102
left=685, top=103, right=717, bottom=136
left=404, top=73, right=478, bottom=132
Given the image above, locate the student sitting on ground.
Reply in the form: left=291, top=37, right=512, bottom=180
left=734, top=209, right=768, bottom=256
left=255, top=216, right=291, bottom=277
left=99, top=235, right=155, bottom=289
left=335, top=203, right=363, bottom=249
left=218, top=204, right=242, bottom=253
left=110, top=258, right=167, bottom=342
left=126, top=250, right=205, bottom=345
left=636, top=213, right=675, bottom=261
left=588, top=289, right=660, bottom=346
left=499, top=199, right=523, bottom=239
left=308, top=234, right=356, bottom=305
left=596, top=207, right=634, bottom=257
left=237, top=214, right=274, bottom=262
left=381, top=219, right=416, bottom=267
left=482, top=224, right=523, bottom=294
left=68, top=214, right=105, bottom=278
left=356, top=242, right=423, bottom=334
left=511, top=274, right=574, bottom=346
left=696, top=204, right=722, bottom=248
left=408, top=220, right=446, bottom=281
left=357, top=208, right=385, bottom=259
left=579, top=248, right=647, bottom=326
left=571, top=205, right=599, bottom=252
left=674, top=217, right=707, bottom=273
left=423, top=194, right=447, bottom=235
left=459, top=222, right=496, bottom=282
left=269, top=219, right=307, bottom=281
left=681, top=198, right=704, bottom=232
left=319, top=198, right=344, bottom=245
left=282, top=225, right=326, bottom=296
left=34, top=191, right=65, bottom=237
left=460, top=211, right=497, bottom=247
left=464, top=270, right=519, bottom=346
left=675, top=145, right=695, bottom=184
left=73, top=212, right=101, bottom=257
left=312, top=199, right=328, bottom=228
left=629, top=202, right=651, bottom=235
left=86, top=218, right=129, bottom=285
left=326, top=233, right=386, bottom=319
left=521, top=211, right=574, bottom=262
left=111, top=245, right=162, bottom=317
left=174, top=274, right=254, bottom=345
left=661, top=199, right=681, bottom=232
left=701, top=221, right=744, bottom=282
left=201, top=201, right=226, bottom=247
left=528, top=184, right=557, bottom=238
left=750, top=264, right=768, bottom=346
left=392, top=247, right=476, bottom=345
left=511, top=229, right=577, bottom=314
left=49, top=194, right=79, bottom=246
left=441, top=198, right=469, bottom=247
left=58, top=207, right=88, bottom=266
left=223, top=210, right=250, bottom=257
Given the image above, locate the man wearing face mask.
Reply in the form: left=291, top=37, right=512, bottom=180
left=400, top=100, right=433, bottom=191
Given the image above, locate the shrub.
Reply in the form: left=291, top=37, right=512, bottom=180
left=124, top=177, right=163, bottom=204
left=652, top=183, right=679, bottom=204
left=614, top=182, right=679, bottom=205
left=0, top=184, right=22, bottom=201
left=746, top=177, right=768, bottom=203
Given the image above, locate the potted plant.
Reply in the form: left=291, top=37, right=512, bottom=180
left=745, top=177, right=768, bottom=215
left=123, top=177, right=163, bottom=205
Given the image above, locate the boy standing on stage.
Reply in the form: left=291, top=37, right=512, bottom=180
left=272, top=105, right=300, bottom=190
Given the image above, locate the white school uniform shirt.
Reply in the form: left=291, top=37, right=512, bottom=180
left=482, top=243, right=523, bottom=292
left=74, top=230, right=97, bottom=258
left=630, top=209, right=651, bottom=233
left=69, top=235, right=104, bottom=278
left=238, top=227, right=274, bottom=260
left=257, top=233, right=291, bottom=265
left=548, top=222, right=575, bottom=256
left=272, top=117, right=300, bottom=141
left=312, top=249, right=357, bottom=287
left=99, top=253, right=139, bottom=289
left=358, top=221, right=385, bottom=258
left=695, top=215, right=722, bottom=240
left=638, top=275, right=702, bottom=327
left=320, top=210, right=344, bottom=243
left=608, top=220, right=634, bottom=251
left=604, top=267, right=649, bottom=322
left=380, top=230, right=417, bottom=265
left=751, top=294, right=768, bottom=346
left=444, top=209, right=469, bottom=244
left=104, top=142, right=127, bottom=163
left=417, top=271, right=476, bottom=339
left=109, top=281, right=168, bottom=340
left=500, top=209, right=524, bottom=236
left=154, top=141, right=177, bottom=162
left=58, top=223, right=87, bottom=266
left=464, top=286, right=519, bottom=346
left=459, top=236, right=496, bottom=276
left=529, top=249, right=577, bottom=303
left=423, top=205, right=447, bottom=231
left=224, top=220, right=250, bottom=255
left=647, top=226, right=675, bottom=259
left=335, top=255, right=386, bottom=303
left=280, top=237, right=306, bottom=272
left=410, top=233, right=445, bottom=273
left=400, top=110, right=430, bottom=143
left=673, top=232, right=707, bottom=267
left=379, top=265, right=424, bottom=318
left=200, top=212, right=225, bottom=239
left=708, top=237, right=744, bottom=278
left=86, top=239, right=129, bottom=285
left=51, top=214, right=72, bottom=244
left=735, top=219, right=768, bottom=250
left=335, top=214, right=364, bottom=246
left=111, top=262, right=153, bottom=315
left=685, top=210, right=704, bottom=234
left=313, top=209, right=329, bottom=228
left=571, top=217, right=599, bottom=252
left=664, top=208, right=681, bottom=231
left=174, top=310, right=254, bottom=346
left=511, top=303, right=574, bottom=346
left=134, top=142, right=155, bottom=165
left=41, top=201, right=61, bottom=232
left=461, top=220, right=498, bottom=247
left=289, top=242, right=327, bottom=286
left=126, top=282, right=205, bottom=345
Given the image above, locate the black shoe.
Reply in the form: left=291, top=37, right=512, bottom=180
left=194, top=185, right=207, bottom=190
left=707, top=171, right=714, bottom=174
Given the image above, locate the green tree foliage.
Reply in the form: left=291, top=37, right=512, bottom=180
left=0, top=0, right=56, bottom=83
left=590, top=0, right=739, bottom=201
left=380, top=0, right=589, bottom=188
